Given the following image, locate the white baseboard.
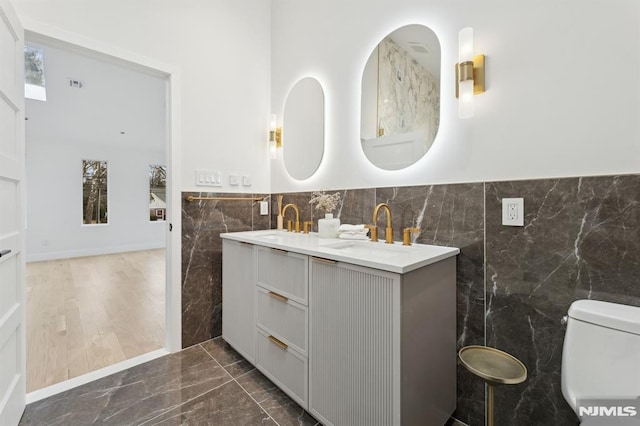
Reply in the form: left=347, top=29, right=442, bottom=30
left=26, top=242, right=166, bottom=263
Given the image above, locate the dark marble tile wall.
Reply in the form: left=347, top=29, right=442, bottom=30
left=486, top=175, right=640, bottom=426
left=181, top=174, right=640, bottom=425
left=376, top=184, right=486, bottom=424
left=270, top=189, right=376, bottom=232
left=181, top=192, right=270, bottom=348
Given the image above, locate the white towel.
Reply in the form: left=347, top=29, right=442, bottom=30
left=338, top=224, right=366, bottom=233
left=339, top=233, right=369, bottom=240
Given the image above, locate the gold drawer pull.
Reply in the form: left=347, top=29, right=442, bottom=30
left=268, top=335, right=288, bottom=350
left=312, top=256, right=336, bottom=264
left=268, top=291, right=289, bottom=302
left=270, top=247, right=288, bottom=254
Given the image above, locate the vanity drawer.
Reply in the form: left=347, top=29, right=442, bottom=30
left=256, top=328, right=308, bottom=408
left=256, top=246, right=308, bottom=305
left=256, top=286, right=307, bottom=356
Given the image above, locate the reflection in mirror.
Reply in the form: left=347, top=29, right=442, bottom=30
left=361, top=24, right=441, bottom=170
left=283, top=77, right=325, bottom=180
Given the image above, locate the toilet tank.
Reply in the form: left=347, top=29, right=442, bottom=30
left=561, top=300, right=640, bottom=414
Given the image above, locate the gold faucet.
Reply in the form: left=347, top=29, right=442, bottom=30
left=402, top=227, right=420, bottom=246
left=369, top=203, right=394, bottom=244
left=282, top=203, right=300, bottom=233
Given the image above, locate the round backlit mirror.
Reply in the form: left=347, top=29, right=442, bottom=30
left=360, top=24, right=441, bottom=170
left=283, top=77, right=325, bottom=180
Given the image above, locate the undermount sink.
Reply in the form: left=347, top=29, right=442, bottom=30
left=322, top=241, right=407, bottom=258
left=254, top=231, right=312, bottom=240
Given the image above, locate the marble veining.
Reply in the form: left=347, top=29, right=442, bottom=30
left=485, top=175, right=640, bottom=425
left=375, top=184, right=486, bottom=424
left=21, top=338, right=319, bottom=426
left=180, top=174, right=640, bottom=425
left=182, top=192, right=269, bottom=348
left=378, top=37, right=439, bottom=145
left=20, top=345, right=233, bottom=425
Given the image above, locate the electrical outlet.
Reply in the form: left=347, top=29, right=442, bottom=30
left=502, top=198, right=524, bottom=226
left=229, top=175, right=240, bottom=186
left=260, top=201, right=269, bottom=215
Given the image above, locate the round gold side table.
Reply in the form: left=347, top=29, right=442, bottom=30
left=458, top=345, right=527, bottom=426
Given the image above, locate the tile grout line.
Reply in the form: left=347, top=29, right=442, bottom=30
left=137, top=344, right=237, bottom=426
left=233, top=373, right=282, bottom=426
left=199, top=342, right=282, bottom=426
left=137, top=375, right=237, bottom=426
left=482, top=181, right=488, bottom=426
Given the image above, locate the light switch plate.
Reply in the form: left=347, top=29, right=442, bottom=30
left=229, top=175, right=240, bottom=186
left=502, top=198, right=524, bottom=226
left=196, top=169, right=222, bottom=187
left=242, top=175, right=251, bottom=186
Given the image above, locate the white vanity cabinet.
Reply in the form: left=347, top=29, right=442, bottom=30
left=254, top=246, right=309, bottom=407
left=221, top=231, right=458, bottom=426
left=308, top=256, right=457, bottom=426
left=221, top=239, right=255, bottom=363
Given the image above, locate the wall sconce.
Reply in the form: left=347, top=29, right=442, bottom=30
left=269, top=114, right=282, bottom=159
left=455, top=27, right=485, bottom=119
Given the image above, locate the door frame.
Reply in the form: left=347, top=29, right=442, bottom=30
left=21, top=18, right=182, bottom=403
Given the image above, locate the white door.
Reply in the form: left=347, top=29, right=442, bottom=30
left=0, top=0, right=26, bottom=424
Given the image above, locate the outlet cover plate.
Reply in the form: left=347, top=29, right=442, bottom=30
left=502, top=198, right=524, bottom=226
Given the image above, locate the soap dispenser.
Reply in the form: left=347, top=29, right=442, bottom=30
left=318, top=213, right=340, bottom=238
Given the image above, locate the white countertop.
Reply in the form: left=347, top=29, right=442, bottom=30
left=221, top=229, right=459, bottom=274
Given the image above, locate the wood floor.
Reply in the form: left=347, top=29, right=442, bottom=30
left=26, top=249, right=165, bottom=393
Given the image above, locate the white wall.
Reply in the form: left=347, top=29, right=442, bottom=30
left=12, top=0, right=272, bottom=193
left=25, top=41, right=167, bottom=261
left=270, top=0, right=640, bottom=192
left=13, top=0, right=640, bottom=196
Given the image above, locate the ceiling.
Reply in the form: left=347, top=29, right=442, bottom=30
left=25, top=38, right=167, bottom=151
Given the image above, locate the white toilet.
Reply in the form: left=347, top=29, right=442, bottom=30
left=561, top=299, right=640, bottom=419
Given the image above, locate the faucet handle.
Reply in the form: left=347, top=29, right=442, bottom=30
left=402, top=227, right=421, bottom=246
left=287, top=220, right=293, bottom=232
left=365, top=224, right=378, bottom=242
left=303, top=221, right=313, bottom=234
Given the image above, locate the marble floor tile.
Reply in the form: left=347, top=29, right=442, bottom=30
left=142, top=381, right=275, bottom=426
left=200, top=337, right=255, bottom=378
left=20, top=345, right=232, bottom=426
left=21, top=337, right=463, bottom=426
left=236, top=369, right=319, bottom=426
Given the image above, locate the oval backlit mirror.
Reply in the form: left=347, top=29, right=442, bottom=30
left=360, top=24, right=441, bottom=170
left=283, top=77, right=325, bottom=180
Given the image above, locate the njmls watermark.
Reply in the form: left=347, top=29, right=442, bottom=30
left=578, top=398, right=640, bottom=425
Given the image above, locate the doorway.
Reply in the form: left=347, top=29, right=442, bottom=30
left=22, top=30, right=181, bottom=401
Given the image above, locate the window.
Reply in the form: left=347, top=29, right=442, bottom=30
left=82, top=160, right=108, bottom=224
left=24, top=46, right=47, bottom=101
left=149, top=165, right=166, bottom=221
